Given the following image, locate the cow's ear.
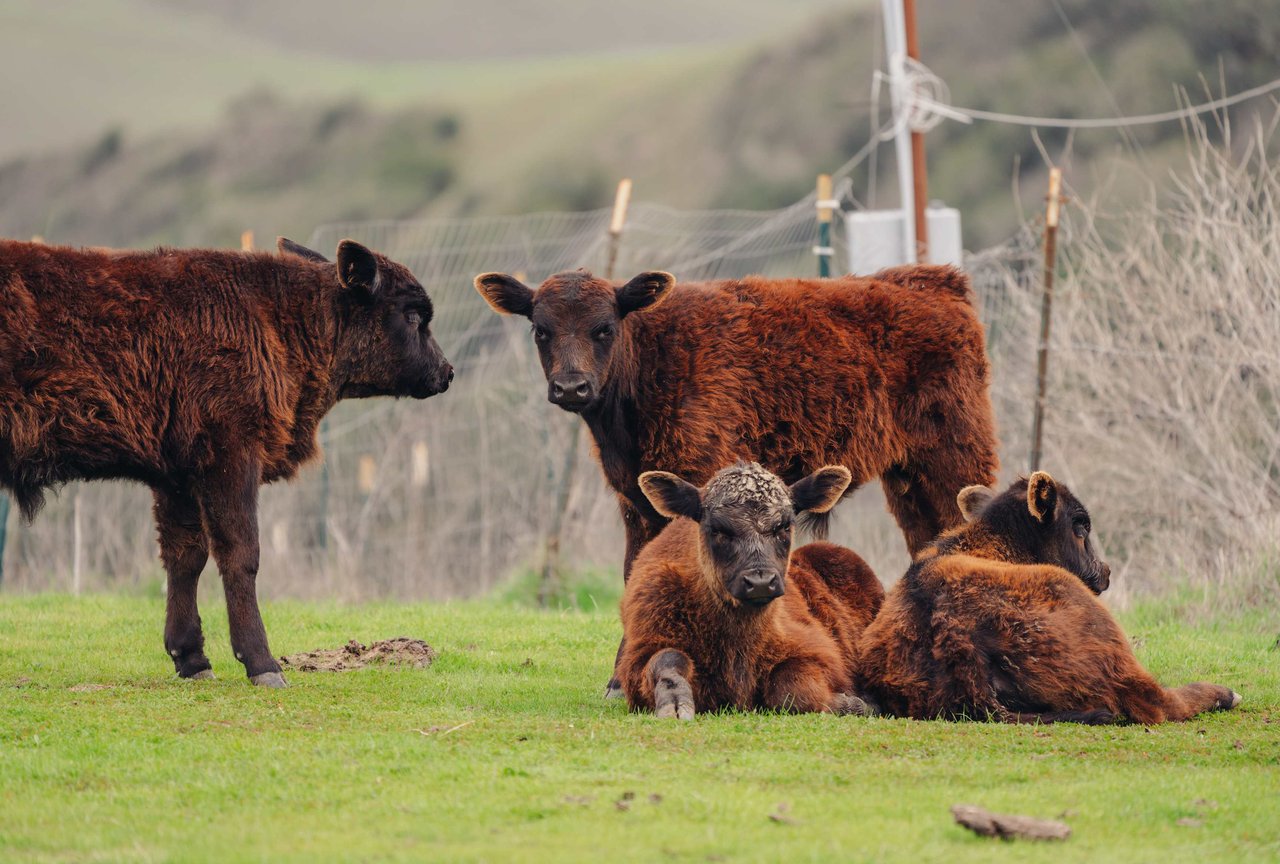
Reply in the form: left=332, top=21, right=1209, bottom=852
left=336, top=240, right=380, bottom=301
left=474, top=273, right=534, bottom=318
left=277, top=237, right=329, bottom=263
left=957, top=485, right=996, bottom=522
left=616, top=271, right=675, bottom=317
left=639, top=471, right=703, bottom=521
left=1027, top=471, right=1058, bottom=524
left=790, top=466, right=852, bottom=514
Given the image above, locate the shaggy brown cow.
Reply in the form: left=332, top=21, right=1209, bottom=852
left=474, top=265, right=997, bottom=569
left=0, top=237, right=453, bottom=686
left=618, top=462, right=885, bottom=718
left=476, top=264, right=997, bottom=695
left=856, top=472, right=1242, bottom=724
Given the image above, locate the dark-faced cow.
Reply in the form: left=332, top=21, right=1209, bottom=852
left=476, top=264, right=998, bottom=694
left=856, top=472, right=1242, bottom=724
left=0, top=238, right=453, bottom=685
left=618, top=462, right=885, bottom=718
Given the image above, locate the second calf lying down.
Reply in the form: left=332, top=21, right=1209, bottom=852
left=856, top=471, right=1241, bottom=724
left=618, top=462, right=884, bottom=719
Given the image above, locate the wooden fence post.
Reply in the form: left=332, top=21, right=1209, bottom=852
left=240, top=230, right=254, bottom=252
left=815, top=174, right=834, bottom=277
left=1030, top=167, right=1063, bottom=473
left=538, top=179, right=632, bottom=606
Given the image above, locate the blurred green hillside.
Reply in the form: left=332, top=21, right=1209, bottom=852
left=0, top=0, right=1276, bottom=251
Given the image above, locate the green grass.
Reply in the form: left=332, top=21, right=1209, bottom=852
left=1, top=594, right=1277, bottom=863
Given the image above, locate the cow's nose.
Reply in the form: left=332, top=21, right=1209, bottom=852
left=742, top=569, right=783, bottom=602
left=447, top=367, right=455, bottom=384
left=549, top=374, right=593, bottom=408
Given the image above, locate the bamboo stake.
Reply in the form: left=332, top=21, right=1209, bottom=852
left=1030, top=167, right=1063, bottom=473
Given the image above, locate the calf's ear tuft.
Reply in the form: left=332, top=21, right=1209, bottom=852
left=336, top=240, right=380, bottom=299
left=790, top=466, right=852, bottom=515
left=1027, top=471, right=1058, bottom=523
left=639, top=471, right=703, bottom=521
left=474, top=273, right=535, bottom=318
left=277, top=237, right=329, bottom=263
left=617, top=271, right=675, bottom=316
left=957, top=485, right=996, bottom=522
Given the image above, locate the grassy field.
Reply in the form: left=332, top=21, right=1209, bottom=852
left=1, top=593, right=1277, bottom=862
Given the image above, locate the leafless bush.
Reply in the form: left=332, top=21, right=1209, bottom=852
left=973, top=114, right=1280, bottom=603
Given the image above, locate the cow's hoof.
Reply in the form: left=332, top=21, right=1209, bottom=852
left=834, top=693, right=873, bottom=716
left=189, top=669, right=215, bottom=681
left=250, top=671, right=288, bottom=688
left=655, top=701, right=695, bottom=721
left=603, top=681, right=624, bottom=700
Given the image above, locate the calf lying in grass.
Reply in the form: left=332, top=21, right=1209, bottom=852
left=618, top=462, right=884, bottom=719
left=856, top=471, right=1242, bottom=724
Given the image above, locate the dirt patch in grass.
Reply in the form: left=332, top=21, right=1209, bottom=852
left=280, top=638, right=436, bottom=672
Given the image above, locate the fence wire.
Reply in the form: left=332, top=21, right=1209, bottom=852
left=5, top=127, right=1277, bottom=600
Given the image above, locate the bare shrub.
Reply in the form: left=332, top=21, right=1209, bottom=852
left=973, top=114, right=1280, bottom=602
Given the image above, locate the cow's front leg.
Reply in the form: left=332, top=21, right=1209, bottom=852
left=153, top=486, right=213, bottom=679
left=198, top=451, right=284, bottom=687
left=644, top=649, right=696, bottom=720
left=762, top=657, right=846, bottom=714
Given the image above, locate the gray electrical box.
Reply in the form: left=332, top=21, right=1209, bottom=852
left=844, top=206, right=963, bottom=275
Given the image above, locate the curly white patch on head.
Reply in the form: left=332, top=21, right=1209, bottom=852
left=702, top=462, right=790, bottom=514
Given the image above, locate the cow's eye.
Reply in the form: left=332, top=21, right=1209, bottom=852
left=405, top=311, right=423, bottom=329
left=711, top=528, right=732, bottom=543
left=774, top=524, right=791, bottom=539
left=1073, top=519, right=1089, bottom=538
left=593, top=325, right=614, bottom=342
left=533, top=326, right=550, bottom=343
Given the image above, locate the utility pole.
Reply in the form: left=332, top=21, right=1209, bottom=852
left=903, top=0, right=929, bottom=262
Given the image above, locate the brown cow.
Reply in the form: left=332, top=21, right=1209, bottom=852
left=618, top=462, right=884, bottom=719
left=856, top=472, right=1242, bottom=724
left=0, top=237, right=453, bottom=686
left=475, top=265, right=998, bottom=695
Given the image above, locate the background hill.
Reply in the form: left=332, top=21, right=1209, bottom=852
left=2, top=0, right=1277, bottom=251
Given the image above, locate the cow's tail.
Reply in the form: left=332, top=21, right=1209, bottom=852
left=870, top=264, right=971, bottom=300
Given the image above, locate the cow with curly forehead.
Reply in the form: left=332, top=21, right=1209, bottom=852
left=618, top=462, right=885, bottom=719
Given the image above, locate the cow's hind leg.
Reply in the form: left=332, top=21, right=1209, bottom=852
left=645, top=649, right=696, bottom=720
left=154, top=487, right=213, bottom=679
left=883, top=420, right=999, bottom=556
left=198, top=452, right=284, bottom=688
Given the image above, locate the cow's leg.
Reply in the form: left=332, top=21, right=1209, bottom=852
left=154, top=487, right=213, bottom=679
left=882, top=443, right=998, bottom=557
left=198, top=452, right=284, bottom=687
left=605, top=499, right=666, bottom=699
left=1113, top=674, right=1240, bottom=724
left=644, top=649, right=696, bottom=720
left=762, top=657, right=851, bottom=714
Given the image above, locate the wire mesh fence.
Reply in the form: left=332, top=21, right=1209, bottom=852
left=4, top=123, right=1277, bottom=603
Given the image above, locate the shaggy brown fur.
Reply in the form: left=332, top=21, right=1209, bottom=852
left=475, top=266, right=999, bottom=575
left=856, top=473, right=1241, bottom=724
left=618, top=463, right=885, bottom=718
left=0, top=237, right=452, bottom=685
